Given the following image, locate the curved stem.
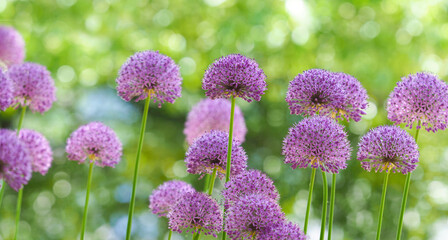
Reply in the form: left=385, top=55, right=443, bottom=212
left=13, top=188, right=23, bottom=240
left=208, top=168, right=218, bottom=196
left=328, top=174, right=336, bottom=240
left=225, top=96, right=236, bottom=183
left=396, top=124, right=420, bottom=240
left=304, top=167, right=317, bottom=234
left=377, top=171, right=390, bottom=240
left=80, top=162, right=94, bottom=240
left=0, top=180, right=5, bottom=208
left=320, top=170, right=328, bottom=240
left=126, top=96, right=151, bottom=239
left=168, top=230, right=172, bottom=240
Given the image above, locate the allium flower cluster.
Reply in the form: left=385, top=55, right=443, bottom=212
left=184, top=98, right=247, bottom=144
left=222, top=169, right=279, bottom=209
left=116, top=51, right=182, bottom=105
left=0, top=26, right=25, bottom=67
left=66, top=122, right=123, bottom=168
left=0, top=129, right=32, bottom=191
left=185, top=130, right=247, bottom=179
left=334, top=72, right=368, bottom=121
left=258, top=221, right=307, bottom=240
left=8, top=62, right=56, bottom=113
left=168, top=192, right=222, bottom=237
left=202, top=54, right=267, bottom=102
left=282, top=116, right=352, bottom=173
left=0, top=70, right=12, bottom=111
left=149, top=180, right=195, bottom=217
left=18, top=129, right=53, bottom=175
left=357, top=126, right=419, bottom=174
left=225, top=194, right=285, bottom=239
left=387, top=72, right=448, bottom=132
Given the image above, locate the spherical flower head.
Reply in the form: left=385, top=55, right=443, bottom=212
left=168, top=192, right=222, bottom=237
left=0, top=70, right=13, bottom=111
left=18, top=129, right=53, bottom=175
left=185, top=130, right=247, bottom=179
left=184, top=98, right=247, bottom=144
left=225, top=194, right=285, bottom=240
left=0, top=129, right=32, bottom=191
left=333, top=72, right=368, bottom=122
left=8, top=62, right=56, bottom=113
left=66, top=122, right=123, bottom=168
left=387, top=72, right=448, bottom=132
left=116, top=51, right=182, bottom=105
left=258, top=221, right=307, bottom=240
left=149, top=180, right=195, bottom=217
left=286, top=69, right=345, bottom=118
left=222, top=169, right=279, bottom=209
left=202, top=54, right=267, bottom=102
left=282, top=116, right=352, bottom=173
left=0, top=26, right=25, bottom=67
left=357, top=126, right=419, bottom=174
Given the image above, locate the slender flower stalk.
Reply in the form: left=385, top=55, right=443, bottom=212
left=396, top=124, right=420, bottom=240
left=126, top=95, right=150, bottom=239
left=376, top=170, right=390, bottom=240
left=14, top=104, right=26, bottom=240
left=328, top=174, right=336, bottom=240
left=208, top=168, right=218, bottom=195
left=320, top=170, right=328, bottom=240
left=0, top=180, right=5, bottom=207
left=304, top=168, right=316, bottom=234
left=168, top=230, right=172, bottom=240
left=80, top=162, right=94, bottom=240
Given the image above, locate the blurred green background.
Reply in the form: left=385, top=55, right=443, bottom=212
left=1, top=0, right=448, bottom=239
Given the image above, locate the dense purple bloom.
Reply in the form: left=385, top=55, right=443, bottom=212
left=333, top=72, right=368, bottom=121
left=357, top=126, right=419, bottom=174
left=0, top=26, right=25, bottom=67
left=149, top=180, right=195, bottom=217
left=222, top=169, right=279, bottom=209
left=168, top=192, right=222, bottom=237
left=0, top=129, right=32, bottom=191
left=225, top=194, right=285, bottom=239
left=202, top=54, right=267, bottom=102
left=116, top=51, right=182, bottom=105
left=184, top=98, right=247, bottom=144
left=8, top=62, right=56, bottom=113
left=258, top=221, right=307, bottom=240
left=18, top=129, right=53, bottom=175
left=0, top=70, right=12, bottom=111
left=387, top=72, right=448, bottom=132
left=282, top=116, right=351, bottom=173
left=185, top=130, right=247, bottom=179
left=66, top=122, right=123, bottom=168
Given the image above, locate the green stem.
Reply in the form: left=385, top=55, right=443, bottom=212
left=208, top=168, right=218, bottom=195
left=126, top=96, right=151, bottom=239
left=396, top=125, right=420, bottom=240
left=304, top=168, right=317, bottom=234
left=13, top=187, right=23, bottom=240
left=0, top=180, right=5, bottom=208
left=168, top=230, right=172, bottom=240
left=221, top=232, right=227, bottom=240
left=80, top=162, right=94, bottom=240
left=328, top=174, right=336, bottom=240
left=193, top=232, right=200, bottom=240
left=17, top=104, right=27, bottom=133
left=320, top=170, right=328, bottom=240
left=203, top=174, right=211, bottom=192
left=377, top=171, right=390, bottom=240
left=225, top=96, right=236, bottom=183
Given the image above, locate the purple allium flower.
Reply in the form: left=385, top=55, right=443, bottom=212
left=185, top=130, right=247, bottom=179
left=66, top=122, right=123, bottom=168
left=8, top=62, right=56, bottom=113
left=0, top=70, right=13, bottom=111
left=387, top=72, right=448, bottom=132
left=225, top=194, right=285, bottom=240
left=202, top=54, right=267, bottom=102
left=357, top=126, right=419, bottom=174
left=18, top=129, right=53, bottom=175
left=282, top=116, right=352, bottom=173
left=168, top=192, right=222, bottom=237
left=258, top=221, right=307, bottom=240
left=286, top=69, right=345, bottom=117
left=333, top=72, right=368, bottom=122
left=184, top=98, right=247, bottom=144
left=0, top=26, right=25, bottom=67
left=222, top=169, right=279, bottom=209
left=116, top=51, right=182, bottom=105
left=0, top=129, right=32, bottom=191
left=149, top=180, right=195, bottom=217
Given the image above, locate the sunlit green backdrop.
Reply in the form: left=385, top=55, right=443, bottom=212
left=1, top=0, right=448, bottom=239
